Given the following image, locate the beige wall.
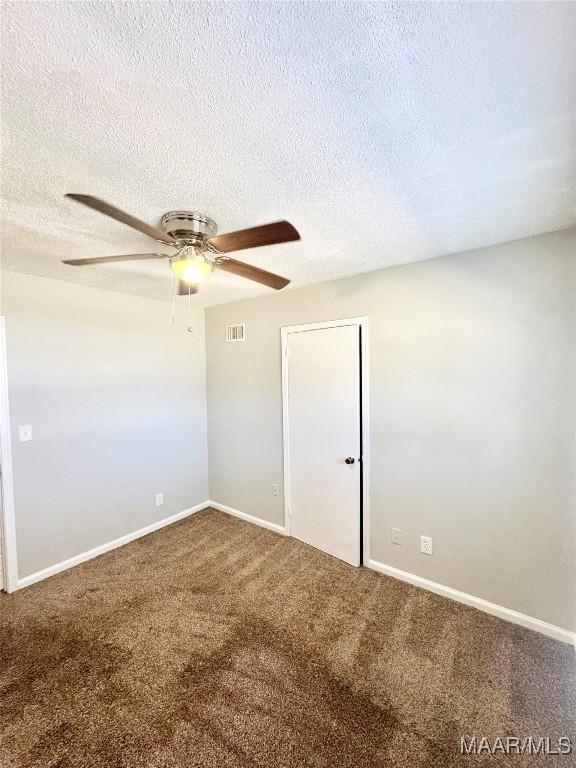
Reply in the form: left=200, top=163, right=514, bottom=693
left=206, top=229, right=576, bottom=631
left=1, top=271, right=209, bottom=578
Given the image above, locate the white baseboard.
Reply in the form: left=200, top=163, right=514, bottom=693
left=209, top=500, right=287, bottom=536
left=16, top=501, right=210, bottom=590
left=14, top=500, right=572, bottom=646
left=367, top=558, right=575, bottom=646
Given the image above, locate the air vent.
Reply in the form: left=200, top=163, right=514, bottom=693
left=226, top=323, right=245, bottom=343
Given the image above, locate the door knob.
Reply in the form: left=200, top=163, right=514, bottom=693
left=345, top=457, right=356, bottom=464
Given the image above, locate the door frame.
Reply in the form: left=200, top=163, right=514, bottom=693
left=0, top=316, right=18, bottom=592
left=281, top=317, right=370, bottom=564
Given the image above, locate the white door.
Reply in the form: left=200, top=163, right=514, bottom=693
left=285, top=323, right=361, bottom=566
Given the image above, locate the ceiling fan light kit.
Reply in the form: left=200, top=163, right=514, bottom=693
left=62, top=195, right=300, bottom=297
left=171, top=248, right=214, bottom=284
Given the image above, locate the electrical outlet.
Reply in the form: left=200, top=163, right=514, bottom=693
left=18, top=425, right=33, bottom=442
left=420, top=535, right=433, bottom=556
left=155, top=493, right=164, bottom=507
left=391, top=527, right=402, bottom=545
left=271, top=483, right=280, bottom=497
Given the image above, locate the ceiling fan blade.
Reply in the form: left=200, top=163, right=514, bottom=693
left=62, top=253, right=170, bottom=266
left=178, top=281, right=199, bottom=295
left=208, top=220, right=299, bottom=254
left=65, top=194, right=177, bottom=246
left=217, top=258, right=290, bottom=290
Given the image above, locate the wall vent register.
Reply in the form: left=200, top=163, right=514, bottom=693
left=226, top=323, right=246, bottom=343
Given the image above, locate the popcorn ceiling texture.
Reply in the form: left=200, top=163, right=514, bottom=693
left=1, top=1, right=575, bottom=306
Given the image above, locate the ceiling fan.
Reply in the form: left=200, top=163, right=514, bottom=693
left=62, top=195, right=300, bottom=295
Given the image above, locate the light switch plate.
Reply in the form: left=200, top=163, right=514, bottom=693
left=18, top=425, right=33, bottom=442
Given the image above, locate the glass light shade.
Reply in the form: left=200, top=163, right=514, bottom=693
left=172, top=255, right=214, bottom=284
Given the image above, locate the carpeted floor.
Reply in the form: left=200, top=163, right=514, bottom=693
left=0, top=508, right=574, bottom=767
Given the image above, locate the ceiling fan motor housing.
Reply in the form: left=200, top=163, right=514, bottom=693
left=161, top=210, right=218, bottom=246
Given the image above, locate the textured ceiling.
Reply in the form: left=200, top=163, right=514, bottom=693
left=2, top=1, right=575, bottom=306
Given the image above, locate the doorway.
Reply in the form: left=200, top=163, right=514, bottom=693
left=0, top=316, right=17, bottom=592
left=281, top=318, right=369, bottom=567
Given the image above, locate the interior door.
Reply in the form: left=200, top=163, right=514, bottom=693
left=285, top=324, right=361, bottom=566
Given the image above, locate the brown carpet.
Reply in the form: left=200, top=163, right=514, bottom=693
left=0, top=508, right=574, bottom=767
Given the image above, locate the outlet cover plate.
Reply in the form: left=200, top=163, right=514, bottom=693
left=420, top=535, right=433, bottom=556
